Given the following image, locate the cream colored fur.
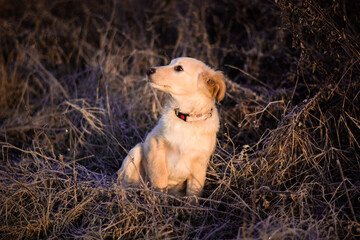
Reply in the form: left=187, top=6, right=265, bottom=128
left=117, top=57, right=226, bottom=196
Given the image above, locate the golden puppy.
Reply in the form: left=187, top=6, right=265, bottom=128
left=117, top=57, right=226, bottom=197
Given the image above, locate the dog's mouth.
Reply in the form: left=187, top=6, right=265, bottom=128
left=149, top=81, right=171, bottom=89
left=147, top=76, right=171, bottom=89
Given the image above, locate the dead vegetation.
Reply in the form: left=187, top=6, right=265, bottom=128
left=0, top=0, right=359, bottom=239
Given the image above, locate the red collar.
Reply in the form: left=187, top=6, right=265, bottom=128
left=174, top=108, right=213, bottom=122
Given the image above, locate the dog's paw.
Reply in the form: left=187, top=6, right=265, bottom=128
left=183, top=195, right=199, bottom=205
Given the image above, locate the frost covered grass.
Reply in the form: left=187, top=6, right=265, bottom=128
left=1, top=0, right=359, bottom=239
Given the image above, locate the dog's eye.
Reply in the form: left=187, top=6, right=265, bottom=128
left=174, top=65, right=183, bottom=72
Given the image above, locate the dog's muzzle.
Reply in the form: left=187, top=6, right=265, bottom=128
left=147, top=67, right=156, bottom=75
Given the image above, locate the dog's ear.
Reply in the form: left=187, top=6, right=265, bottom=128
left=200, top=70, right=226, bottom=102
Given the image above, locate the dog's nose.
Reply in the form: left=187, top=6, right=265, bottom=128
left=147, top=67, right=156, bottom=75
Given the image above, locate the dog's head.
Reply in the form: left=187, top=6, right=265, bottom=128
left=146, top=57, right=226, bottom=102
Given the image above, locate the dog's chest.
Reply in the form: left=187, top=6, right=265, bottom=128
left=165, top=121, right=212, bottom=152
left=164, top=121, right=216, bottom=183
left=166, top=144, right=189, bottom=184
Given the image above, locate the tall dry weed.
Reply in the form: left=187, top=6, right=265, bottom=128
left=0, top=0, right=359, bottom=239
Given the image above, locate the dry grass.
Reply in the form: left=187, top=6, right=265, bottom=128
left=1, top=0, right=359, bottom=239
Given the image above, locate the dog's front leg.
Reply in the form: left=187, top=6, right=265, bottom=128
left=186, top=156, right=208, bottom=197
left=145, top=137, right=168, bottom=192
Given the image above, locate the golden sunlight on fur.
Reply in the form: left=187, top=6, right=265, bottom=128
left=117, top=57, right=226, bottom=197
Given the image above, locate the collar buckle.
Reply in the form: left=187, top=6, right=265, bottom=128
left=174, top=108, right=188, bottom=121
